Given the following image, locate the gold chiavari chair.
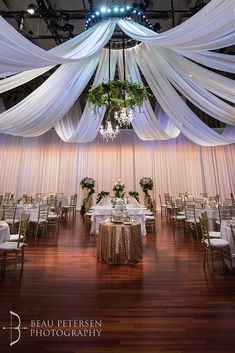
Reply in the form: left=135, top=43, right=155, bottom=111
left=0, top=214, right=29, bottom=276
left=199, top=216, right=232, bottom=273
left=3, top=204, right=20, bottom=233
left=30, top=205, right=49, bottom=239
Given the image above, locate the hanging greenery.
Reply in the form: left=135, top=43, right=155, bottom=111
left=86, top=80, right=151, bottom=112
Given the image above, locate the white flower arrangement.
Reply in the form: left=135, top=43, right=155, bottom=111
left=113, top=179, right=125, bottom=198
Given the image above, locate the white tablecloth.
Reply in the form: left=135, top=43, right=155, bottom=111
left=91, top=205, right=146, bottom=236
left=16, top=206, right=39, bottom=221
left=0, top=221, right=10, bottom=243
left=220, top=222, right=235, bottom=268
left=195, top=207, right=219, bottom=230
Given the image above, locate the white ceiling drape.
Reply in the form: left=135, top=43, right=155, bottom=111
left=117, top=0, right=235, bottom=50
left=0, top=0, right=234, bottom=146
left=0, top=17, right=116, bottom=77
left=55, top=49, right=118, bottom=143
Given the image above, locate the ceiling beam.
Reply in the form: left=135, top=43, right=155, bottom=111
left=0, top=9, right=192, bottom=20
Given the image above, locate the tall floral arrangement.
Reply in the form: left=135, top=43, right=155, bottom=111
left=139, top=177, right=153, bottom=197
left=80, top=177, right=95, bottom=214
left=113, top=179, right=125, bottom=199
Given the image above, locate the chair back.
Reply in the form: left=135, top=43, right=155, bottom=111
left=47, top=195, right=56, bottom=208
left=4, top=192, right=11, bottom=204
left=39, top=205, right=49, bottom=220
left=3, top=204, right=16, bottom=220
left=230, top=224, right=235, bottom=243
left=0, top=207, right=3, bottom=220
left=199, top=216, right=210, bottom=245
left=56, top=193, right=64, bottom=197
left=218, top=205, right=232, bottom=224
left=70, top=194, right=78, bottom=206
left=200, top=193, right=207, bottom=198
left=164, top=194, right=172, bottom=206
left=200, top=210, right=208, bottom=220
left=175, top=198, right=185, bottom=212
left=18, top=213, right=30, bottom=243
left=54, top=201, right=62, bottom=216
left=185, top=205, right=196, bottom=221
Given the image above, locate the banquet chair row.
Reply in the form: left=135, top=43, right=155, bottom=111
left=0, top=193, right=15, bottom=205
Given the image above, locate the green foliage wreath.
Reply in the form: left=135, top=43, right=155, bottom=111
left=86, top=80, right=151, bottom=112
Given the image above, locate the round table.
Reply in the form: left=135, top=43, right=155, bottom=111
left=97, top=220, right=143, bottom=265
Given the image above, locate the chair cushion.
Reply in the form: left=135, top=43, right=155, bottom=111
left=145, top=216, right=155, bottom=220
left=0, top=241, right=24, bottom=250
left=47, top=214, right=58, bottom=219
left=173, top=215, right=186, bottom=220
left=5, top=218, right=20, bottom=224
left=9, top=234, right=24, bottom=241
left=204, top=238, right=229, bottom=247
left=208, top=231, right=221, bottom=238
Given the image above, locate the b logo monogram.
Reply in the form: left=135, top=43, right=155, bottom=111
left=2, top=311, right=28, bottom=346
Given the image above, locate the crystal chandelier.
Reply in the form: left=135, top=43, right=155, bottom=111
left=114, top=108, right=133, bottom=127
left=99, top=120, right=119, bottom=142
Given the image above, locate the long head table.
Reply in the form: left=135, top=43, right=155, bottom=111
left=90, top=204, right=147, bottom=236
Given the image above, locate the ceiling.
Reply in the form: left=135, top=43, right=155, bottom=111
left=1, top=0, right=232, bottom=130
left=0, top=0, right=211, bottom=49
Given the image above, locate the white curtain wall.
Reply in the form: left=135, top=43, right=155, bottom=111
left=0, top=129, right=234, bottom=207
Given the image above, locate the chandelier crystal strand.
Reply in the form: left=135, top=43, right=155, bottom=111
left=114, top=33, right=134, bottom=128
left=100, top=121, right=119, bottom=142
left=114, top=108, right=133, bottom=127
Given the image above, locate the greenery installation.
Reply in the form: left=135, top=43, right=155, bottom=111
left=86, top=80, right=151, bottom=112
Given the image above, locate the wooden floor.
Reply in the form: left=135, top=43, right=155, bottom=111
left=1, top=213, right=235, bottom=353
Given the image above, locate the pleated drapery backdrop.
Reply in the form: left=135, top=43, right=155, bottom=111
left=0, top=129, right=234, bottom=208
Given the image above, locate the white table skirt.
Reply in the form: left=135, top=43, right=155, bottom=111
left=220, top=222, right=235, bottom=267
left=0, top=221, right=10, bottom=243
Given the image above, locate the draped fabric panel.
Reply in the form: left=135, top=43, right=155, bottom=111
left=158, top=47, right=235, bottom=104
left=117, top=0, right=235, bottom=50
left=0, top=18, right=116, bottom=77
left=55, top=49, right=118, bottom=143
left=0, top=129, right=234, bottom=207
left=0, top=53, right=100, bottom=136
left=133, top=45, right=234, bottom=146
left=118, top=49, right=180, bottom=140
left=176, top=50, right=235, bottom=74
left=152, top=47, right=235, bottom=125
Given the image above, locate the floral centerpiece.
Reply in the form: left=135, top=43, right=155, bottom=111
left=128, top=191, right=139, bottom=202
left=96, top=191, right=110, bottom=204
left=113, top=179, right=125, bottom=199
left=80, top=177, right=95, bottom=214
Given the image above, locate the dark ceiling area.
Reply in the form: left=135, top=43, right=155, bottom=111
left=0, top=1, right=211, bottom=48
